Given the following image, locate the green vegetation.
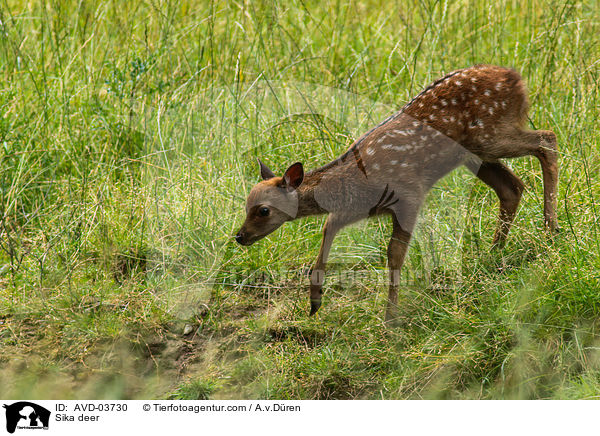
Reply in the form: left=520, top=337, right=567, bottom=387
left=1, top=0, right=600, bottom=399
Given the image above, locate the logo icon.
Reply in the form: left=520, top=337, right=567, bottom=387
left=3, top=402, right=50, bottom=434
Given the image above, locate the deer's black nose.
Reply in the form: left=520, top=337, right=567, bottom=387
left=235, top=232, right=244, bottom=244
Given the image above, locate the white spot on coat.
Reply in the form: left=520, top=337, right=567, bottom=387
left=391, top=145, right=412, bottom=152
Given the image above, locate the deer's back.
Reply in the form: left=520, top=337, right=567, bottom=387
left=352, top=65, right=528, bottom=153
left=321, top=66, right=529, bottom=213
left=347, top=65, right=530, bottom=180
left=402, top=64, right=529, bottom=144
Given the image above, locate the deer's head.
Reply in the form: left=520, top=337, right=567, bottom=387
left=235, top=159, right=304, bottom=246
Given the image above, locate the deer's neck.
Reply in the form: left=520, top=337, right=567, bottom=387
left=294, top=153, right=358, bottom=219
left=295, top=171, right=328, bottom=219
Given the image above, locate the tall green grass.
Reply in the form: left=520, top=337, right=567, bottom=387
left=1, top=0, right=599, bottom=399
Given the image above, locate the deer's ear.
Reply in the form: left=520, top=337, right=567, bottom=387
left=282, top=162, right=304, bottom=191
left=258, top=158, right=276, bottom=180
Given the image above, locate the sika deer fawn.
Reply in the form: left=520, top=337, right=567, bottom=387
left=235, top=65, right=559, bottom=322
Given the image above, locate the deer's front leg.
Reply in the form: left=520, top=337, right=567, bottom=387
left=309, top=215, right=341, bottom=316
left=386, top=216, right=412, bottom=323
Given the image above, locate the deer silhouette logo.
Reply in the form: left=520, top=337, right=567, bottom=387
left=3, top=402, right=50, bottom=434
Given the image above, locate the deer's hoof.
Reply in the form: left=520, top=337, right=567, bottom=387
left=309, top=299, right=321, bottom=316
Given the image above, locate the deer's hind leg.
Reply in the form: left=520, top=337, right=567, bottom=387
left=475, top=161, right=525, bottom=247
left=492, top=127, right=559, bottom=232
left=534, top=131, right=559, bottom=232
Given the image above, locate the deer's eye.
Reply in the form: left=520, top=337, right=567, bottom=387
left=258, top=206, right=270, bottom=217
